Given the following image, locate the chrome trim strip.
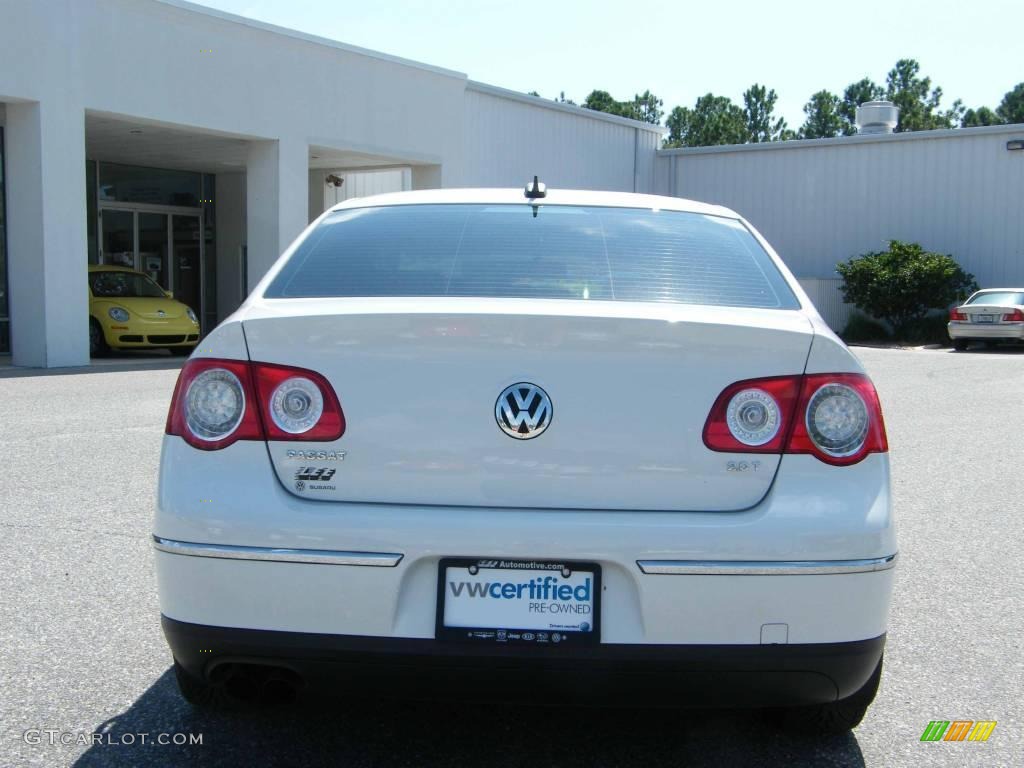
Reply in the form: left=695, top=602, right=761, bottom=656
left=636, top=554, right=897, bottom=576
left=152, top=536, right=402, bottom=567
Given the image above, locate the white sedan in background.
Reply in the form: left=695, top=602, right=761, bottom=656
left=154, top=184, right=896, bottom=737
left=948, top=289, right=1024, bottom=350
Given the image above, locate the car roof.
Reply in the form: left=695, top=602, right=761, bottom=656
left=972, top=287, right=1024, bottom=293
left=326, top=188, right=740, bottom=219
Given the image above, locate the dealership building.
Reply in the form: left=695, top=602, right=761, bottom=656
left=1, top=0, right=1022, bottom=367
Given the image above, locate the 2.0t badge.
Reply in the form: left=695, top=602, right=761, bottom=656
left=495, top=383, right=552, bottom=439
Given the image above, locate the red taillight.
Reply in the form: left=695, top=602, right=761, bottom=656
left=949, top=309, right=967, bottom=321
left=786, top=373, right=888, bottom=466
left=702, top=376, right=802, bottom=453
left=1002, top=309, right=1024, bottom=321
left=251, top=361, right=345, bottom=442
left=166, top=358, right=344, bottom=450
left=704, top=373, right=887, bottom=466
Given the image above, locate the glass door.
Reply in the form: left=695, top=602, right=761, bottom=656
left=100, top=209, right=135, bottom=269
left=172, top=215, right=202, bottom=322
left=138, top=213, right=169, bottom=290
left=98, top=208, right=207, bottom=333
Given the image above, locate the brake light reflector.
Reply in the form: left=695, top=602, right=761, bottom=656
left=1002, top=309, right=1024, bottom=321
left=704, top=373, right=887, bottom=465
left=165, top=359, right=345, bottom=449
left=949, top=309, right=967, bottom=321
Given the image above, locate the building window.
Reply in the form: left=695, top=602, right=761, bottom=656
left=98, top=162, right=201, bottom=207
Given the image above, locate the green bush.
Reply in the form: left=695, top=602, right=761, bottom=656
left=836, top=240, right=977, bottom=338
left=840, top=314, right=891, bottom=343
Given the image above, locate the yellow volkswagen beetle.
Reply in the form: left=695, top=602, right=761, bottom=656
left=88, top=265, right=200, bottom=356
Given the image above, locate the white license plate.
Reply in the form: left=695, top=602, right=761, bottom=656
left=974, top=314, right=995, bottom=323
left=436, top=558, right=601, bottom=646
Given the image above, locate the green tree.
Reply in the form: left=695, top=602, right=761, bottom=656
left=582, top=89, right=663, bottom=124
left=996, top=82, right=1024, bottom=124
left=582, top=89, right=621, bottom=115
left=664, top=94, right=747, bottom=148
left=743, top=83, right=788, bottom=142
left=800, top=90, right=844, bottom=138
left=527, top=90, right=541, bottom=98
left=836, top=240, right=977, bottom=337
left=961, top=106, right=1002, bottom=127
left=629, top=90, right=664, bottom=125
left=884, top=59, right=963, bottom=131
left=839, top=78, right=884, bottom=135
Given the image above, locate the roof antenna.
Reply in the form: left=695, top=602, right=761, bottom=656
left=524, top=175, right=546, bottom=200
left=524, top=175, right=546, bottom=217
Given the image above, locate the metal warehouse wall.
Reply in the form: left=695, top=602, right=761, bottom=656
left=459, top=83, right=662, bottom=192
left=660, top=125, right=1024, bottom=289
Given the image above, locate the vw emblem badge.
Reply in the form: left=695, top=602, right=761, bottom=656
left=157, top=310, right=166, bottom=317
left=495, top=382, right=552, bottom=439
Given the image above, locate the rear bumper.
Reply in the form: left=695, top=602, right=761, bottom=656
left=163, top=615, right=885, bottom=706
left=156, top=438, right=897, bottom=646
left=948, top=322, right=1024, bottom=340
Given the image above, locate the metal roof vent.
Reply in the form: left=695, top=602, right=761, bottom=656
left=856, top=101, right=899, bottom=135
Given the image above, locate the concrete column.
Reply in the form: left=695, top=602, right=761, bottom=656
left=246, top=137, right=308, bottom=292
left=5, top=99, right=88, bottom=367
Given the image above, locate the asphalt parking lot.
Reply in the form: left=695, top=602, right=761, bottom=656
left=1, top=346, right=1021, bottom=767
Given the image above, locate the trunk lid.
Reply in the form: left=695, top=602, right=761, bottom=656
left=961, top=305, right=1020, bottom=323
left=242, top=299, right=813, bottom=511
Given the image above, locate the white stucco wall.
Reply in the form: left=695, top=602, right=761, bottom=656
left=0, top=0, right=661, bottom=366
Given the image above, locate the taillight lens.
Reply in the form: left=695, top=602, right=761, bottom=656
left=702, top=376, right=801, bottom=453
left=166, top=359, right=262, bottom=450
left=1002, top=309, right=1024, bottom=321
left=949, top=309, right=967, bottom=321
left=251, top=362, right=345, bottom=441
left=166, top=358, right=344, bottom=449
left=704, top=373, right=887, bottom=466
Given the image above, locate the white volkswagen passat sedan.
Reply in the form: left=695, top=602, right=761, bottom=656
left=155, top=185, right=896, bottom=735
left=948, top=288, right=1024, bottom=350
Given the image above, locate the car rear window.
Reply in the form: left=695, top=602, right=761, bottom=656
left=265, top=204, right=800, bottom=309
left=967, top=291, right=1024, bottom=306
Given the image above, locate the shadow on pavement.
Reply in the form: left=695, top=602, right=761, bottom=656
left=74, top=668, right=867, bottom=768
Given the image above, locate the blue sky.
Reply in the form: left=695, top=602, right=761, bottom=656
left=200, top=0, right=1020, bottom=129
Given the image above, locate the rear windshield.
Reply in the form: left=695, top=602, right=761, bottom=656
left=265, top=204, right=800, bottom=309
left=967, top=291, right=1024, bottom=306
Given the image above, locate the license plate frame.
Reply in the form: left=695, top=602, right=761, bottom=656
left=436, top=557, right=602, bottom=647
left=974, top=314, right=996, bottom=323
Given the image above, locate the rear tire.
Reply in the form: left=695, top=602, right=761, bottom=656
left=776, top=653, right=883, bottom=738
left=952, top=339, right=969, bottom=351
left=89, top=318, right=108, bottom=358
